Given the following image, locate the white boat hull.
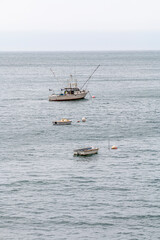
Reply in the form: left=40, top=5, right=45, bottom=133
left=49, top=91, right=88, bottom=101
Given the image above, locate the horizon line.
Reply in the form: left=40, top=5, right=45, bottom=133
left=0, top=49, right=160, bottom=52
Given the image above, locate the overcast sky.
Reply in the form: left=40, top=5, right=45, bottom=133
left=0, top=0, right=160, bottom=51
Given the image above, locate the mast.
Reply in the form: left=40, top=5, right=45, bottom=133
left=80, top=64, right=100, bottom=90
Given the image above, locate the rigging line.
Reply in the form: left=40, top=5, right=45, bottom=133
left=50, top=68, right=55, bottom=78
left=80, top=64, right=100, bottom=90
left=50, top=68, right=60, bottom=83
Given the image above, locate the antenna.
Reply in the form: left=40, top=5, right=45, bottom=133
left=80, top=64, right=100, bottom=90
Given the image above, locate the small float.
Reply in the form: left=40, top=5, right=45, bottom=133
left=52, top=118, right=72, bottom=125
left=111, top=145, right=118, bottom=149
left=82, top=117, right=86, bottom=122
left=74, top=147, right=99, bottom=156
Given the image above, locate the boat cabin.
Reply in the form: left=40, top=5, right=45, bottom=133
left=63, top=87, right=80, bottom=94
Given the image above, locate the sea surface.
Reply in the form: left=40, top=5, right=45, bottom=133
left=0, top=51, right=160, bottom=240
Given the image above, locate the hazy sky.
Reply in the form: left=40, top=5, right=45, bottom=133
left=0, top=0, right=160, bottom=50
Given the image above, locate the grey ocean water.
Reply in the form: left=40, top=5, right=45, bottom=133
left=0, top=51, right=160, bottom=240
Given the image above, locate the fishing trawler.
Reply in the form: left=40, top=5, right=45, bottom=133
left=49, top=82, right=88, bottom=101
left=48, top=65, right=100, bottom=101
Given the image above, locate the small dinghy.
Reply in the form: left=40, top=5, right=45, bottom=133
left=74, top=147, right=99, bottom=156
left=52, top=118, right=72, bottom=125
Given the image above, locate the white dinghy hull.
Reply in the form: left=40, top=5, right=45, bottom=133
left=52, top=119, right=72, bottom=125
left=74, top=147, right=99, bottom=156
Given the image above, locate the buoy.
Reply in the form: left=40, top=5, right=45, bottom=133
left=82, top=117, right=86, bottom=122
left=92, top=96, right=95, bottom=98
left=77, top=120, right=80, bottom=123
left=111, top=145, right=118, bottom=150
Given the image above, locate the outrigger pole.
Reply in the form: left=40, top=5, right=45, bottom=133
left=80, top=64, right=100, bottom=90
